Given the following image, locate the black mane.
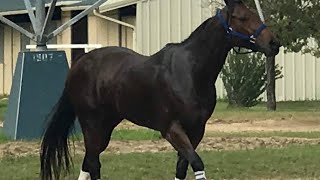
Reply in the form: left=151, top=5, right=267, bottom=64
left=181, top=17, right=215, bottom=44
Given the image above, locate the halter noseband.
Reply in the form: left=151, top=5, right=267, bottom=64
left=216, top=9, right=266, bottom=52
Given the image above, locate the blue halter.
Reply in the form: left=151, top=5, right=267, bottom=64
left=216, top=9, right=267, bottom=49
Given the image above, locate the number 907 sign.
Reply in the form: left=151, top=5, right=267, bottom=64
left=32, top=53, right=54, bottom=62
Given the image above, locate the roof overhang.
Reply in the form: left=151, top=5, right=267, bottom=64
left=0, top=1, right=80, bottom=16
left=99, top=0, right=139, bottom=12
left=61, top=0, right=139, bottom=12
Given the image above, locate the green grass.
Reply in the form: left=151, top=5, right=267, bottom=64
left=212, top=101, right=320, bottom=122
left=66, top=129, right=163, bottom=142
left=1, top=145, right=320, bottom=179
left=0, top=98, right=8, bottom=122
left=0, top=130, right=9, bottom=143
left=111, top=129, right=162, bottom=141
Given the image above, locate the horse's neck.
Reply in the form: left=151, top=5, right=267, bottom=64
left=182, top=17, right=231, bottom=85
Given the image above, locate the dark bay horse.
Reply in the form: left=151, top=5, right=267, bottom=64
left=40, top=0, right=280, bottom=179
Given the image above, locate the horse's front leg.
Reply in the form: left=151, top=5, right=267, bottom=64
left=174, top=123, right=206, bottom=180
left=164, top=121, right=207, bottom=180
left=175, top=152, right=189, bottom=180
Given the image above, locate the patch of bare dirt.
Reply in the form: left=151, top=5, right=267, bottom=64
left=118, top=119, right=320, bottom=132
left=206, top=119, right=320, bottom=132
left=1, top=137, right=320, bottom=158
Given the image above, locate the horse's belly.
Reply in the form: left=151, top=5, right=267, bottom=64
left=123, top=111, right=164, bottom=131
left=118, top=99, right=171, bottom=131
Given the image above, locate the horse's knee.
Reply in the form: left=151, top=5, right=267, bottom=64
left=165, top=122, right=205, bottom=179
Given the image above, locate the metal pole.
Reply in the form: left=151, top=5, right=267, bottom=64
left=40, top=0, right=58, bottom=41
left=93, top=10, right=135, bottom=29
left=48, top=0, right=108, bottom=40
left=23, top=0, right=37, bottom=33
left=93, top=9, right=136, bottom=50
left=0, top=16, right=35, bottom=40
left=35, top=0, right=47, bottom=50
left=254, top=0, right=265, bottom=22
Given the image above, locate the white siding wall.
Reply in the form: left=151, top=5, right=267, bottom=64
left=274, top=40, right=320, bottom=101
left=136, top=0, right=320, bottom=101
left=136, top=0, right=212, bottom=55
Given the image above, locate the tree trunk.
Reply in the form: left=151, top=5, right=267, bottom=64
left=266, top=56, right=276, bottom=111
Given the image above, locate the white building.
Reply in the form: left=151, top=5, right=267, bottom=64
left=1, top=0, right=319, bottom=101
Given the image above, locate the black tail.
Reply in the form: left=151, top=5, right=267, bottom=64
left=40, top=89, right=76, bottom=180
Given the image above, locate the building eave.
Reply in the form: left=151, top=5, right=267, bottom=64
left=0, top=1, right=80, bottom=16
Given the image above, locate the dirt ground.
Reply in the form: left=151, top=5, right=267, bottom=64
left=205, top=119, right=320, bottom=132
left=1, top=137, right=320, bottom=158
left=117, top=118, right=320, bottom=132
left=1, top=119, right=320, bottom=158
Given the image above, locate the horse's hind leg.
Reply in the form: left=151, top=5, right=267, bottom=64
left=164, top=122, right=206, bottom=180
left=77, top=110, right=122, bottom=180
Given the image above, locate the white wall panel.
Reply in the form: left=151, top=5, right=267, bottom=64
left=136, top=0, right=320, bottom=101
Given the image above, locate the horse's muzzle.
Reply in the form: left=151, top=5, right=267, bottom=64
left=270, top=39, right=281, bottom=55
left=263, top=39, right=281, bottom=57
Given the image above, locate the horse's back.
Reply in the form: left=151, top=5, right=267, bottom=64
left=66, top=46, right=147, bottom=110
left=74, top=46, right=146, bottom=66
left=69, top=46, right=146, bottom=78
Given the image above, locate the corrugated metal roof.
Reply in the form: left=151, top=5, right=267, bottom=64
left=0, top=0, right=131, bottom=14
left=70, top=0, right=129, bottom=7
left=99, top=0, right=138, bottom=12
left=60, top=0, right=137, bottom=12
left=0, top=0, right=80, bottom=13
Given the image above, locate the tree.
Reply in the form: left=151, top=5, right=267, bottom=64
left=266, top=56, right=276, bottom=110
left=247, top=0, right=320, bottom=110
left=243, top=0, right=320, bottom=55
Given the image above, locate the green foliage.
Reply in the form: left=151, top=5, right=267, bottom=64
left=221, top=52, right=282, bottom=107
left=243, top=0, right=320, bottom=56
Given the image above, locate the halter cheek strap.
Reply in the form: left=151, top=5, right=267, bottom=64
left=216, top=9, right=267, bottom=47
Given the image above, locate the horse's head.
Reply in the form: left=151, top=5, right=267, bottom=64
left=218, top=0, right=280, bottom=56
